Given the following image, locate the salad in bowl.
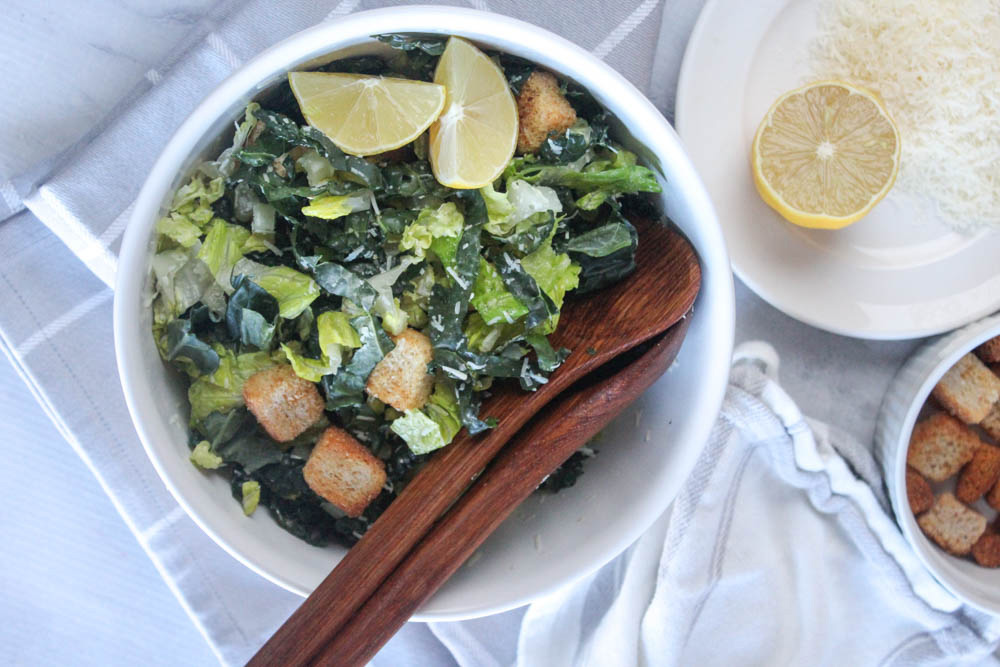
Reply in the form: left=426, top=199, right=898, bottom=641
left=150, top=33, right=663, bottom=549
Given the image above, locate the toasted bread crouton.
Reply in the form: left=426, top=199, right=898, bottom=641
left=980, top=403, right=1000, bottom=442
left=987, top=478, right=1000, bottom=511
left=957, top=443, right=1000, bottom=504
left=976, top=336, right=1000, bottom=364
left=917, top=492, right=987, bottom=556
left=303, top=426, right=386, bottom=517
left=516, top=70, right=577, bottom=154
left=972, top=532, right=1000, bottom=567
left=365, top=328, right=434, bottom=412
left=932, top=353, right=1000, bottom=424
left=907, top=413, right=980, bottom=482
left=906, top=467, right=934, bottom=515
left=243, top=365, right=325, bottom=442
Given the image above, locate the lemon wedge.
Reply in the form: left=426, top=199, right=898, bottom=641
left=751, top=81, right=900, bottom=229
left=288, top=71, right=446, bottom=157
left=429, top=37, right=518, bottom=189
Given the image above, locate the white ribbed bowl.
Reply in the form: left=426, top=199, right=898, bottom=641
left=876, top=313, right=1000, bottom=615
left=114, top=7, right=735, bottom=621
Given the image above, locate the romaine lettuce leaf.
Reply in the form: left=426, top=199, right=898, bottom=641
left=400, top=202, right=464, bottom=258
left=281, top=341, right=336, bottom=383
left=232, top=258, right=320, bottom=319
left=187, top=347, right=279, bottom=424
left=318, top=311, right=361, bottom=351
left=390, top=382, right=463, bottom=454
left=197, top=220, right=251, bottom=291
left=521, top=240, right=580, bottom=332
left=470, top=259, right=529, bottom=326
left=301, top=192, right=371, bottom=220
left=241, top=480, right=261, bottom=516
left=190, top=441, right=223, bottom=470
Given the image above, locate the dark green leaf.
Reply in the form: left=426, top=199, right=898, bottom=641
left=312, top=262, right=378, bottom=311
left=486, top=247, right=557, bottom=330
left=498, top=54, right=534, bottom=96
left=525, top=333, right=569, bottom=373
left=226, top=275, right=279, bottom=349
left=165, top=319, right=220, bottom=374
left=322, top=313, right=394, bottom=409
left=215, top=431, right=284, bottom=473
left=374, top=34, right=446, bottom=55
left=565, top=222, right=634, bottom=258
left=538, top=129, right=589, bottom=163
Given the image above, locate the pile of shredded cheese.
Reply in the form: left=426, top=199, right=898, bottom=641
left=811, top=0, right=1000, bottom=233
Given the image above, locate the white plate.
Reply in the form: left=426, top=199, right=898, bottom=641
left=675, top=0, right=1000, bottom=340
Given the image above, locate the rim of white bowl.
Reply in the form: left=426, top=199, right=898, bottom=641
left=114, top=5, right=735, bottom=620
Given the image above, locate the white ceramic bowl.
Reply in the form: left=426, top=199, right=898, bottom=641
left=114, top=6, right=734, bottom=621
left=877, top=313, right=1000, bottom=615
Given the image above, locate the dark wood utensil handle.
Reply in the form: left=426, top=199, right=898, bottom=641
left=312, top=319, right=690, bottom=666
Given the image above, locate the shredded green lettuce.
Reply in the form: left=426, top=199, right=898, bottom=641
left=197, top=220, right=251, bottom=290
left=190, top=440, right=224, bottom=469
left=241, top=480, right=261, bottom=516
left=391, top=383, right=462, bottom=454
left=188, top=347, right=279, bottom=424
left=301, top=192, right=371, bottom=220
left=400, top=202, right=464, bottom=257
left=232, top=259, right=320, bottom=319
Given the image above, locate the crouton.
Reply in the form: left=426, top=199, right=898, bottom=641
left=917, top=493, right=987, bottom=556
left=972, top=532, right=1000, bottom=568
left=987, top=478, right=1000, bottom=511
left=303, top=426, right=386, bottom=517
left=906, top=467, right=934, bottom=515
left=980, top=403, right=1000, bottom=442
left=976, top=336, right=1000, bottom=364
left=365, top=328, right=434, bottom=412
left=932, top=353, right=1000, bottom=424
left=907, top=413, right=980, bottom=482
left=243, top=365, right=325, bottom=443
left=957, top=443, right=1000, bottom=504
left=515, top=70, right=577, bottom=154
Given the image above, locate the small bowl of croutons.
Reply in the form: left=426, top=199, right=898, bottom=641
left=877, top=313, right=1000, bottom=615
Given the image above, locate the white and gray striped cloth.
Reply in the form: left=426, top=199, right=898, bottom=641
left=2, top=1, right=998, bottom=664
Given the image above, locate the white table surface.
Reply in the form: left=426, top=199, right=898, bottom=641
left=0, top=0, right=927, bottom=664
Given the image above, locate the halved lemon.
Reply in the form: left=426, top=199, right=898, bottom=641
left=288, top=71, right=446, bottom=157
left=751, top=81, right=900, bottom=229
left=429, top=37, right=518, bottom=189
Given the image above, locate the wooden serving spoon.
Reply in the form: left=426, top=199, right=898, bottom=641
left=314, top=317, right=692, bottom=665
left=250, top=218, right=700, bottom=666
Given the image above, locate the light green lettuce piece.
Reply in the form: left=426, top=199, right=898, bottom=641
left=188, top=347, right=278, bottom=424
left=296, top=149, right=335, bottom=186
left=281, top=311, right=361, bottom=382
left=521, top=241, right=580, bottom=334
left=391, top=383, right=462, bottom=455
left=507, top=180, right=562, bottom=223
left=232, top=258, right=320, bottom=319
left=318, top=311, right=361, bottom=350
left=301, top=192, right=371, bottom=220
left=156, top=214, right=203, bottom=248
left=480, top=183, right=515, bottom=236
left=400, top=202, right=464, bottom=258
left=281, top=341, right=336, bottom=383
left=189, top=441, right=223, bottom=470
left=471, top=259, right=529, bottom=326
left=197, top=219, right=251, bottom=290
left=241, top=480, right=261, bottom=516
left=464, top=312, right=522, bottom=353
left=367, top=257, right=419, bottom=335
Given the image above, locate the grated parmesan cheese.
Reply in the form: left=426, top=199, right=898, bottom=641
left=811, top=0, right=1000, bottom=232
